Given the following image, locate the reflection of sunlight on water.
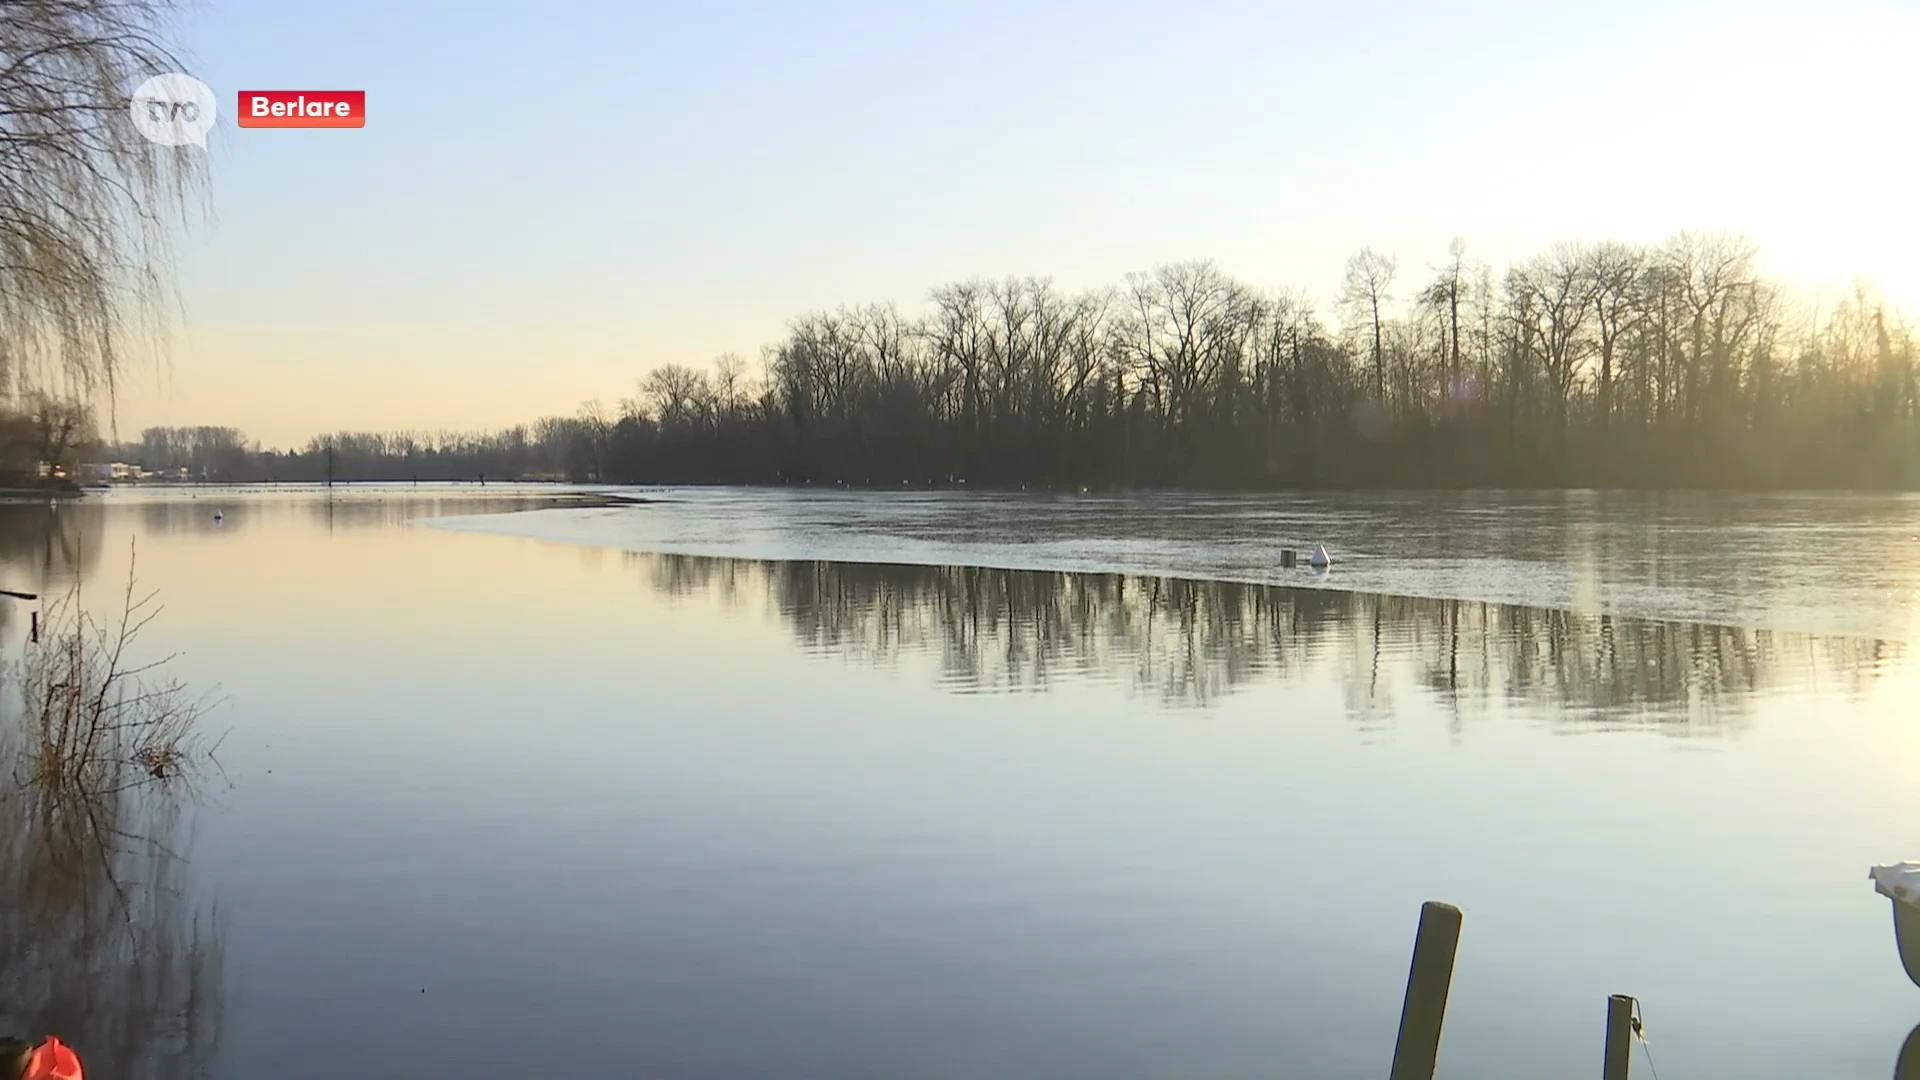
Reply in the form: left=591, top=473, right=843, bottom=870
left=1568, top=535, right=1601, bottom=618
left=1875, top=647, right=1920, bottom=716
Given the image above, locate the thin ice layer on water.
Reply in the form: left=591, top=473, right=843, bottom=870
left=420, top=488, right=1920, bottom=641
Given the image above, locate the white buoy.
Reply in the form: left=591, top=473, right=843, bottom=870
left=1309, top=543, right=1332, bottom=569
left=213, top=509, right=223, bottom=522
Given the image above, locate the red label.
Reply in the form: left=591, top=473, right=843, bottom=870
left=237, top=90, right=365, bottom=128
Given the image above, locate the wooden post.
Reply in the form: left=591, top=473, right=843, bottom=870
left=1603, top=994, right=1634, bottom=1080
left=1389, top=901, right=1463, bottom=1080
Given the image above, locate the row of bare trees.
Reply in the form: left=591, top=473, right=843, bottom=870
left=603, top=233, right=1917, bottom=489
left=104, top=233, right=1916, bottom=490
left=113, top=422, right=605, bottom=483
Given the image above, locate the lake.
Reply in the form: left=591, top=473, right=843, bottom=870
left=2, top=485, right=1918, bottom=1080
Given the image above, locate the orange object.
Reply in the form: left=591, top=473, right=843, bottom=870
left=21, top=1037, right=81, bottom=1080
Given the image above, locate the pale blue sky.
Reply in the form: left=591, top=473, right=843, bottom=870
left=132, top=0, right=1919, bottom=445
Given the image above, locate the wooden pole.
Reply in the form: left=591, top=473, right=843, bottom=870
left=1389, top=901, right=1463, bottom=1080
left=1603, top=994, right=1634, bottom=1080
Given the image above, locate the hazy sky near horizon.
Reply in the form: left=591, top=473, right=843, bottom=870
left=125, top=0, right=1919, bottom=448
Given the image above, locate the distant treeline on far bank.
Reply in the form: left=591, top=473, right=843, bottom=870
left=96, top=233, right=1920, bottom=490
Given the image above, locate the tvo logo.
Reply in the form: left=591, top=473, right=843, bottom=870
left=130, top=73, right=216, bottom=148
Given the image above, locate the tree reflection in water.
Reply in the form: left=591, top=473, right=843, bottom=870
left=0, top=582, right=224, bottom=1079
left=637, top=554, right=1900, bottom=728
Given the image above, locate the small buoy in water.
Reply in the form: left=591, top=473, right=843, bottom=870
left=213, top=509, right=223, bottom=522
left=1280, top=549, right=1297, bottom=569
left=1309, top=543, right=1332, bottom=569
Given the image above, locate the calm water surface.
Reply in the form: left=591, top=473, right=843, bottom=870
left=2, top=486, right=1919, bottom=1080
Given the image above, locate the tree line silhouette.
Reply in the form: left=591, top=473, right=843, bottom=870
left=635, top=554, right=1897, bottom=721
left=113, top=233, right=1917, bottom=490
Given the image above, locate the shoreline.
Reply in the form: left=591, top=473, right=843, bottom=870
left=62, top=477, right=1920, bottom=498
left=0, top=486, right=86, bottom=502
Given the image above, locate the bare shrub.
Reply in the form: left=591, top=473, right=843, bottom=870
left=0, top=542, right=224, bottom=1077
left=17, top=546, right=219, bottom=802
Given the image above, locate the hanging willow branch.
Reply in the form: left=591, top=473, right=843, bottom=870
left=0, top=0, right=210, bottom=409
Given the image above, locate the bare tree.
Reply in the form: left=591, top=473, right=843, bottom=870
left=577, top=398, right=613, bottom=481
left=1586, top=242, right=1645, bottom=437
left=643, top=364, right=709, bottom=428
left=0, top=0, right=210, bottom=407
left=26, top=392, right=96, bottom=469
left=1419, top=238, right=1470, bottom=390
left=1659, top=231, right=1762, bottom=425
left=1339, top=248, right=1397, bottom=400
left=1120, top=261, right=1261, bottom=442
left=1506, top=242, right=1601, bottom=449
left=711, top=355, right=747, bottom=414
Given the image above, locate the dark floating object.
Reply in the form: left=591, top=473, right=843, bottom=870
left=1280, top=549, right=1297, bottom=568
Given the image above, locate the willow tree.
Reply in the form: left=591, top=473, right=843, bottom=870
left=0, top=0, right=208, bottom=407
